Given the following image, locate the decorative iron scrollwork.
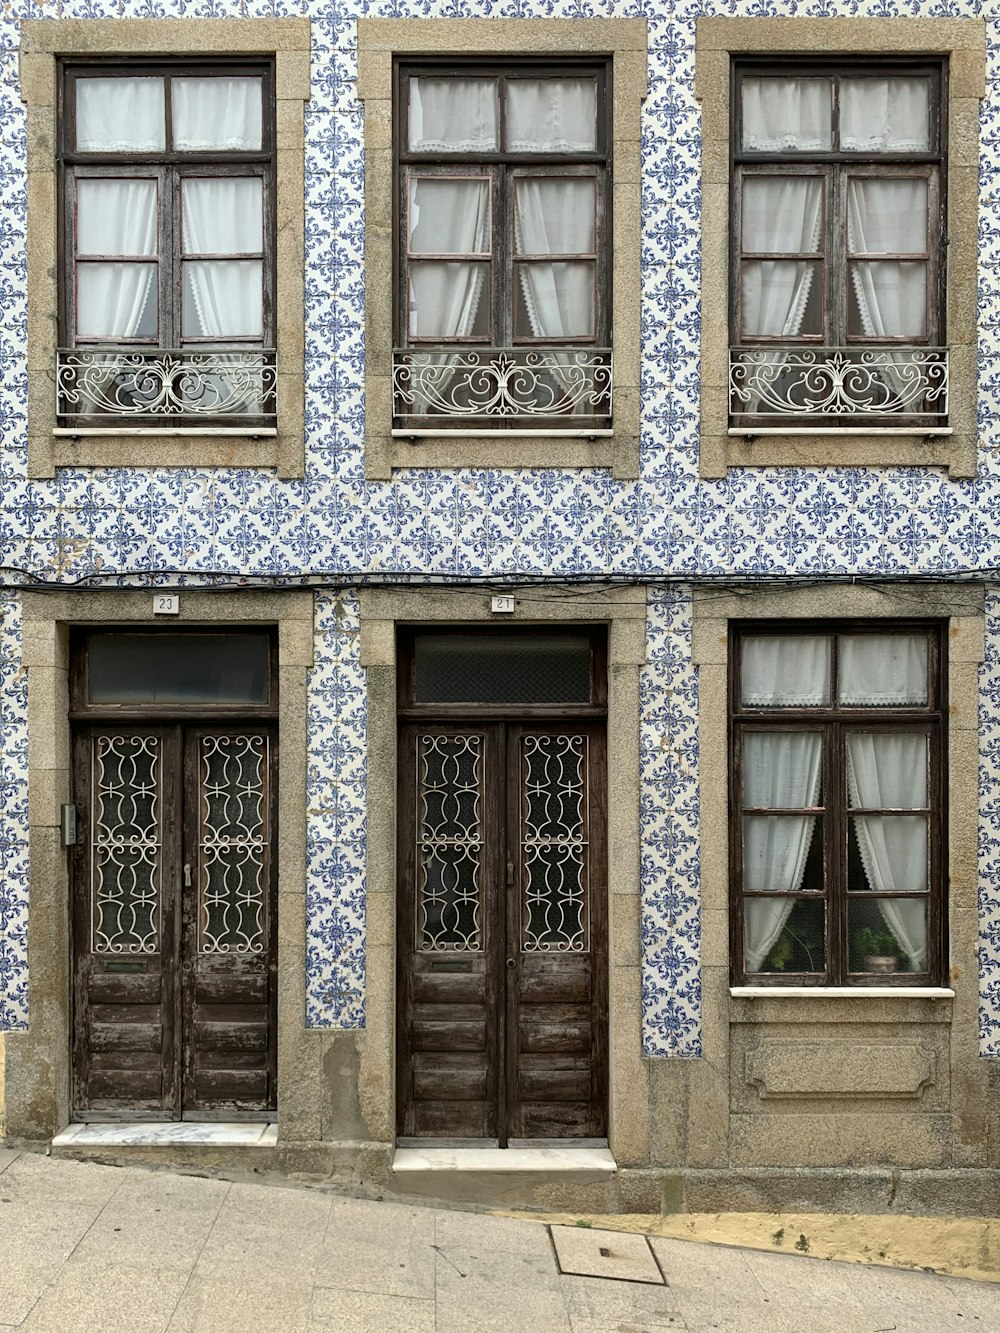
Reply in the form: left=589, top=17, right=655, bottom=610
left=57, top=348, right=276, bottom=420
left=521, top=734, right=589, bottom=953
left=393, top=347, right=612, bottom=422
left=729, top=347, right=948, bottom=419
left=417, top=734, right=483, bottom=952
left=199, top=735, right=269, bottom=954
left=92, top=734, right=160, bottom=955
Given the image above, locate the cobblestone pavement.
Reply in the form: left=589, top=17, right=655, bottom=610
left=0, top=1149, right=995, bottom=1332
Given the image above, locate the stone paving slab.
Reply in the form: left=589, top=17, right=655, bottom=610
left=0, top=1153, right=994, bottom=1332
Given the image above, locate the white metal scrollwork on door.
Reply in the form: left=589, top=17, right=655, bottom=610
left=199, top=734, right=269, bottom=953
left=417, top=734, right=482, bottom=951
left=521, top=734, right=589, bottom=953
left=92, top=734, right=161, bottom=954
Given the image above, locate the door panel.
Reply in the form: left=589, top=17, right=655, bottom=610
left=72, top=728, right=179, bottom=1118
left=397, top=720, right=607, bottom=1143
left=508, top=725, right=607, bottom=1140
left=182, top=729, right=277, bottom=1117
left=72, top=723, right=277, bottom=1121
left=397, top=727, right=500, bottom=1139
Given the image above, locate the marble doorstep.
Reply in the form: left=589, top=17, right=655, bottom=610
left=52, top=1122, right=279, bottom=1147
left=392, top=1146, right=617, bottom=1174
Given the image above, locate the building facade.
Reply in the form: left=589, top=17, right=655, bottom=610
left=0, top=0, right=998, bottom=1213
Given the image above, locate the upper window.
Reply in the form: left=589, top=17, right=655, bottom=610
left=729, top=61, right=947, bottom=430
left=393, top=61, right=612, bottom=432
left=730, top=623, right=945, bottom=987
left=58, top=62, right=275, bottom=428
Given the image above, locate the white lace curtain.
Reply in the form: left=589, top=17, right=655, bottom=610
left=741, top=633, right=929, bottom=975
left=742, top=76, right=930, bottom=343
left=406, top=79, right=598, bottom=344
left=76, top=179, right=157, bottom=339
left=74, top=78, right=264, bottom=345
left=741, top=637, right=826, bottom=971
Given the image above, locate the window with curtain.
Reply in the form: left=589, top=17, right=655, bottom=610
left=729, top=61, right=947, bottom=426
left=58, top=62, right=274, bottom=425
left=730, top=623, right=945, bottom=986
left=394, top=61, right=611, bottom=429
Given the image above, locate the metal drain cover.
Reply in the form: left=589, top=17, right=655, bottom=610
left=550, top=1226, right=665, bottom=1285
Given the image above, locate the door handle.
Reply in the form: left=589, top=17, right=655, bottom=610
left=506, top=957, right=517, bottom=970
left=183, top=862, right=192, bottom=888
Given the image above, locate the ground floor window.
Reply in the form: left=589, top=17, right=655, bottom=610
left=729, top=621, right=945, bottom=986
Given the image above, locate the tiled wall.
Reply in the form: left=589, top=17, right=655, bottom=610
left=0, top=0, right=999, bottom=1054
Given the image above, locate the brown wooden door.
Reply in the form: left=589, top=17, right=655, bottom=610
left=72, top=724, right=277, bottom=1120
left=397, top=721, right=607, bottom=1143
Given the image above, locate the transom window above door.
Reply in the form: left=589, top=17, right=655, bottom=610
left=393, top=61, right=612, bottom=431
left=730, top=623, right=946, bottom=987
left=729, top=61, right=948, bottom=429
left=58, top=61, right=275, bottom=428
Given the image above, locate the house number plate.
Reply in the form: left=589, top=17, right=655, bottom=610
left=153, top=594, right=180, bottom=616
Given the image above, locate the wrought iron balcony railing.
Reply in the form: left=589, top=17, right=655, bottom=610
left=729, top=346, right=948, bottom=424
left=57, top=348, right=277, bottom=425
left=393, top=347, right=612, bottom=427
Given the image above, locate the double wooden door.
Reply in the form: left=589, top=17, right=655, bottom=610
left=71, top=724, right=277, bottom=1119
left=397, top=721, right=607, bottom=1143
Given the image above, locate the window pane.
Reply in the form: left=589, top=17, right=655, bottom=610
left=506, top=78, right=598, bottom=152
left=742, top=262, right=822, bottom=336
left=88, top=633, right=270, bottom=704
left=172, top=77, right=263, bottom=151
left=848, top=262, right=927, bottom=337
left=76, top=78, right=165, bottom=152
left=409, top=179, right=490, bottom=254
left=841, top=77, right=931, bottom=152
left=846, top=732, right=928, bottom=808
left=742, top=177, right=823, bottom=253
left=741, top=77, right=832, bottom=152
left=77, top=179, right=157, bottom=257
left=409, top=77, right=498, bottom=152
left=514, top=178, right=595, bottom=255
left=849, top=814, right=928, bottom=894
left=514, top=263, right=595, bottom=338
left=838, top=634, right=928, bottom=704
left=849, top=897, right=927, bottom=974
left=847, top=179, right=927, bottom=255
left=742, top=636, right=831, bottom=706
left=743, top=732, right=823, bottom=808
left=746, top=897, right=825, bottom=974
left=413, top=633, right=592, bottom=704
left=408, top=263, right=489, bottom=338
left=77, top=264, right=157, bottom=338
left=182, top=179, right=263, bottom=255
left=182, top=261, right=263, bottom=337
left=744, top=815, right=823, bottom=892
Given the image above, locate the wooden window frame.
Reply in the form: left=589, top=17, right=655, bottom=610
left=729, top=57, right=947, bottom=429
left=68, top=626, right=280, bottom=723
left=396, top=624, right=608, bottom=721
left=728, top=619, right=947, bottom=988
left=58, top=58, right=277, bottom=429
left=393, top=58, right=612, bottom=430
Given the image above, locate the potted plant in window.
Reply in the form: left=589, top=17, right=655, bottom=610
left=854, top=925, right=901, bottom=975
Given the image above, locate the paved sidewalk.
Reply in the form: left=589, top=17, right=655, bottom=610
left=0, top=1148, right=995, bottom=1332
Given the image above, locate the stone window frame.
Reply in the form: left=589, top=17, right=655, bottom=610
left=695, top=18, right=985, bottom=479
left=692, top=582, right=982, bottom=1012
left=3, top=589, right=313, bottom=1143
left=357, top=20, right=647, bottom=481
left=357, top=584, right=651, bottom=1166
left=20, top=19, right=311, bottom=479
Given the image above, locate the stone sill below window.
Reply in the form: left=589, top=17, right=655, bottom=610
left=727, top=427, right=952, bottom=437
left=391, top=428, right=615, bottom=439
left=53, top=428, right=278, bottom=438
left=731, top=985, right=955, bottom=998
